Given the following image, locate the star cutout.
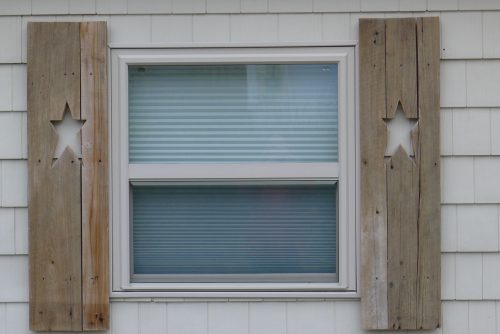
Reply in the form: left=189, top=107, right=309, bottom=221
left=50, top=103, right=85, bottom=161
left=384, top=103, right=417, bottom=158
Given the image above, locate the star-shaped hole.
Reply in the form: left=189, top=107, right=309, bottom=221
left=384, top=102, right=417, bottom=158
left=50, top=103, right=85, bottom=162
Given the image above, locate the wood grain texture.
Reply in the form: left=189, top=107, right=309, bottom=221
left=360, top=17, right=440, bottom=330
left=28, top=22, right=83, bottom=331
left=359, top=18, right=388, bottom=330
left=416, top=17, right=441, bottom=330
left=385, top=18, right=418, bottom=119
left=81, top=21, right=109, bottom=331
left=387, top=147, right=419, bottom=330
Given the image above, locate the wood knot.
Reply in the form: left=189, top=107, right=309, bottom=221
left=95, top=313, right=105, bottom=323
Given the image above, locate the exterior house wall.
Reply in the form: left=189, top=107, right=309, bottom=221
left=0, top=0, right=499, bottom=333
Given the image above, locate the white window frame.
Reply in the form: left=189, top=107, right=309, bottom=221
left=111, top=47, right=358, bottom=298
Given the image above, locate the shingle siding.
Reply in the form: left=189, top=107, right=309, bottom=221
left=2, top=0, right=500, bottom=16
left=0, top=2, right=498, bottom=333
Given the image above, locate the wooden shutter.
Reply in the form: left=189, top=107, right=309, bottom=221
left=28, top=22, right=109, bottom=332
left=360, top=17, right=441, bottom=330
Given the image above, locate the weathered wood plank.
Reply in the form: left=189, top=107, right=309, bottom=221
left=416, top=17, right=441, bottom=330
left=359, top=18, right=388, bottom=330
left=385, top=18, right=420, bottom=330
left=385, top=18, right=418, bottom=119
left=387, top=147, right=419, bottom=330
left=81, top=21, right=109, bottom=332
left=28, top=22, right=83, bottom=331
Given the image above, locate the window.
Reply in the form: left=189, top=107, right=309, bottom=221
left=111, top=47, right=357, bottom=297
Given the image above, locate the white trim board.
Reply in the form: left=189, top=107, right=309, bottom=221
left=110, top=46, right=358, bottom=298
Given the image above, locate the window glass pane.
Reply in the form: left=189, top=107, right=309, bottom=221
left=128, top=64, right=338, bottom=163
left=132, top=184, right=337, bottom=282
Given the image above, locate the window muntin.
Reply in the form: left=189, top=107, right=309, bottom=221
left=111, top=47, right=357, bottom=295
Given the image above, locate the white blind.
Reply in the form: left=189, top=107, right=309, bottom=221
left=132, top=184, right=337, bottom=281
left=128, top=64, right=339, bottom=163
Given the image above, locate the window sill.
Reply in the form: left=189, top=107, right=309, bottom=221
left=110, top=290, right=360, bottom=300
left=111, top=281, right=358, bottom=299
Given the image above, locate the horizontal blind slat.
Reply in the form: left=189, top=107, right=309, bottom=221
left=128, top=64, right=338, bottom=163
left=132, top=185, right=337, bottom=279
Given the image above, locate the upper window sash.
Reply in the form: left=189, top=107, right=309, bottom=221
left=114, top=47, right=351, bottom=179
